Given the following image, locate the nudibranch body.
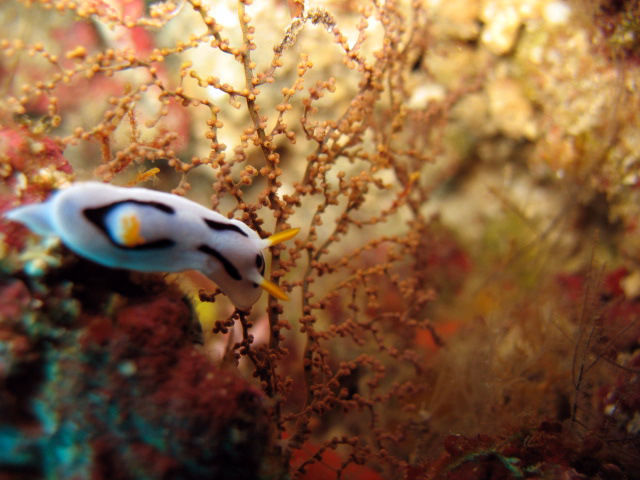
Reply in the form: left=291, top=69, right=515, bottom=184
left=5, top=182, right=299, bottom=309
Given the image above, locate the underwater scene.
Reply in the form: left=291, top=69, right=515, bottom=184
left=1, top=0, right=639, bottom=478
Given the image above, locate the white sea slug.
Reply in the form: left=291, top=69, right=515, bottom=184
left=5, top=182, right=299, bottom=309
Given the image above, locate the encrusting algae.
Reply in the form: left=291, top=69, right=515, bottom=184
left=1, top=0, right=639, bottom=479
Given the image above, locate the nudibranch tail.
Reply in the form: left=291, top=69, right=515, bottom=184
left=265, top=227, right=301, bottom=247
left=260, top=278, right=290, bottom=301
left=4, top=202, right=55, bottom=237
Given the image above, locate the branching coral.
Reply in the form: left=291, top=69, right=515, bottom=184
left=0, top=0, right=450, bottom=477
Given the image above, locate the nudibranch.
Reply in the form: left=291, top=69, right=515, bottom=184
left=5, top=182, right=299, bottom=309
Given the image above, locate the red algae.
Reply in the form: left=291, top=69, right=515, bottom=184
left=425, top=422, right=621, bottom=480
left=0, top=256, right=271, bottom=479
left=0, top=127, right=71, bottom=182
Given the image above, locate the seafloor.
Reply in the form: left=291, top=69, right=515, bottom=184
left=1, top=0, right=639, bottom=479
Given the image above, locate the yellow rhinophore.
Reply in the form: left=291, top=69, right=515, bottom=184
left=265, top=227, right=301, bottom=247
left=260, top=277, right=289, bottom=301
left=258, top=227, right=301, bottom=300
left=120, top=213, right=146, bottom=247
